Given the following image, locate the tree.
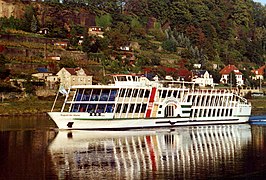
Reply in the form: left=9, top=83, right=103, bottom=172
left=229, top=71, right=237, bottom=87
left=30, top=15, right=38, bottom=33
left=21, top=6, right=36, bottom=32
left=0, top=16, right=21, bottom=31
left=253, top=2, right=266, bottom=27
left=87, top=0, right=123, bottom=13
left=147, top=0, right=169, bottom=21
left=48, top=27, right=68, bottom=39
left=148, top=26, right=166, bottom=41
left=58, top=56, right=77, bottom=68
left=82, top=34, right=102, bottom=54
left=124, top=0, right=149, bottom=17
left=150, top=54, right=161, bottom=65
left=230, top=1, right=253, bottom=28
left=23, top=79, right=36, bottom=95
left=105, top=22, right=130, bottom=50
left=162, top=39, right=177, bottom=52
left=96, top=14, right=112, bottom=28
left=98, top=37, right=110, bottom=53
left=0, top=55, right=10, bottom=80
left=70, top=32, right=79, bottom=47
left=135, top=54, right=150, bottom=67
left=82, top=30, right=90, bottom=52
left=169, top=1, right=192, bottom=27
left=46, top=0, right=60, bottom=3
left=130, top=18, right=146, bottom=39
left=69, top=24, right=83, bottom=47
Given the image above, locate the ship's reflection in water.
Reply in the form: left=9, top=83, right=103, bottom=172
left=48, top=125, right=255, bottom=179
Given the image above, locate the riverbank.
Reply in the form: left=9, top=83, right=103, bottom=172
left=0, top=96, right=265, bottom=116
left=249, top=97, right=266, bottom=116
left=0, top=96, right=64, bottom=116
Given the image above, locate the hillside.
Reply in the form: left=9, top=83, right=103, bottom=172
left=0, top=0, right=266, bottom=84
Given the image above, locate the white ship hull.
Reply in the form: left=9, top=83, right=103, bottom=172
left=48, top=74, right=251, bottom=130
left=48, top=112, right=249, bottom=130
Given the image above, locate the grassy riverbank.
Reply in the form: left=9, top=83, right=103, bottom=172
left=0, top=96, right=265, bottom=116
left=249, top=96, right=266, bottom=116
left=0, top=96, right=64, bottom=116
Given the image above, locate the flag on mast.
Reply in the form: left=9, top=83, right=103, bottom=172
left=59, top=85, right=68, bottom=95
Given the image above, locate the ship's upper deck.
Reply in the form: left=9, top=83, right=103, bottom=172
left=111, top=74, right=195, bottom=89
left=112, top=74, right=155, bottom=87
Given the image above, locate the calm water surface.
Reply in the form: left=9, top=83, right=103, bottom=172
left=1, top=115, right=266, bottom=179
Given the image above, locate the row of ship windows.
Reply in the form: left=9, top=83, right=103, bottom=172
left=191, top=108, right=233, bottom=117
left=69, top=102, right=234, bottom=117
left=187, top=95, right=238, bottom=107
left=73, top=88, right=184, bottom=102
left=118, top=89, right=183, bottom=99
left=70, top=103, right=148, bottom=114
left=75, top=89, right=117, bottom=101
left=71, top=104, right=115, bottom=113
left=115, top=104, right=147, bottom=113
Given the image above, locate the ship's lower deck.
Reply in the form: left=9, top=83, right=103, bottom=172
left=48, top=112, right=249, bottom=130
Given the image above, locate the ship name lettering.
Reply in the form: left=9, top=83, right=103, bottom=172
left=61, top=114, right=80, bottom=116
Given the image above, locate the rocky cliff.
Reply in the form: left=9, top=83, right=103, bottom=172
left=0, top=0, right=96, bottom=27
left=0, top=0, right=25, bottom=18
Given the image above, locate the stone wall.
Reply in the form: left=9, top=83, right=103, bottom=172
left=1, top=34, right=87, bottom=63
left=0, top=34, right=57, bottom=44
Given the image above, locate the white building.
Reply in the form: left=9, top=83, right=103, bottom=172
left=219, top=65, right=244, bottom=86
left=251, top=65, right=265, bottom=80
left=192, top=70, right=214, bottom=87
left=32, top=67, right=53, bottom=80
left=57, top=67, right=92, bottom=89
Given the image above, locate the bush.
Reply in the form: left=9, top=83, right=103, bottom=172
left=148, top=28, right=166, bottom=41
left=96, top=14, right=112, bottom=28
left=0, top=83, right=22, bottom=92
left=162, top=39, right=177, bottom=52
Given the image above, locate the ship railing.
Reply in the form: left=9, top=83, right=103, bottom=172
left=159, top=80, right=215, bottom=90
left=115, top=81, right=147, bottom=87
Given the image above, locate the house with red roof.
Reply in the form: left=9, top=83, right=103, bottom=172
left=251, top=65, right=265, bottom=80
left=142, top=66, right=192, bottom=81
left=56, top=67, right=92, bottom=89
left=219, top=64, right=244, bottom=86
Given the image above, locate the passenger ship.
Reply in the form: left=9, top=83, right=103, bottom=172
left=48, top=74, right=251, bottom=130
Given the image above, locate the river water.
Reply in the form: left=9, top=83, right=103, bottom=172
left=1, top=115, right=266, bottom=179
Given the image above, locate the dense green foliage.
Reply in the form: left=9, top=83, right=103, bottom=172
left=37, top=0, right=266, bottom=65
left=0, top=82, right=22, bottom=92
left=0, top=55, right=10, bottom=80
left=0, top=0, right=266, bottom=79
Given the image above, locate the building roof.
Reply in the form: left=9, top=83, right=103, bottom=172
left=252, top=65, right=266, bottom=75
left=192, top=70, right=207, bottom=76
left=219, top=64, right=242, bottom=75
left=37, top=67, right=48, bottom=73
left=64, top=67, right=90, bottom=76
left=65, top=68, right=80, bottom=75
